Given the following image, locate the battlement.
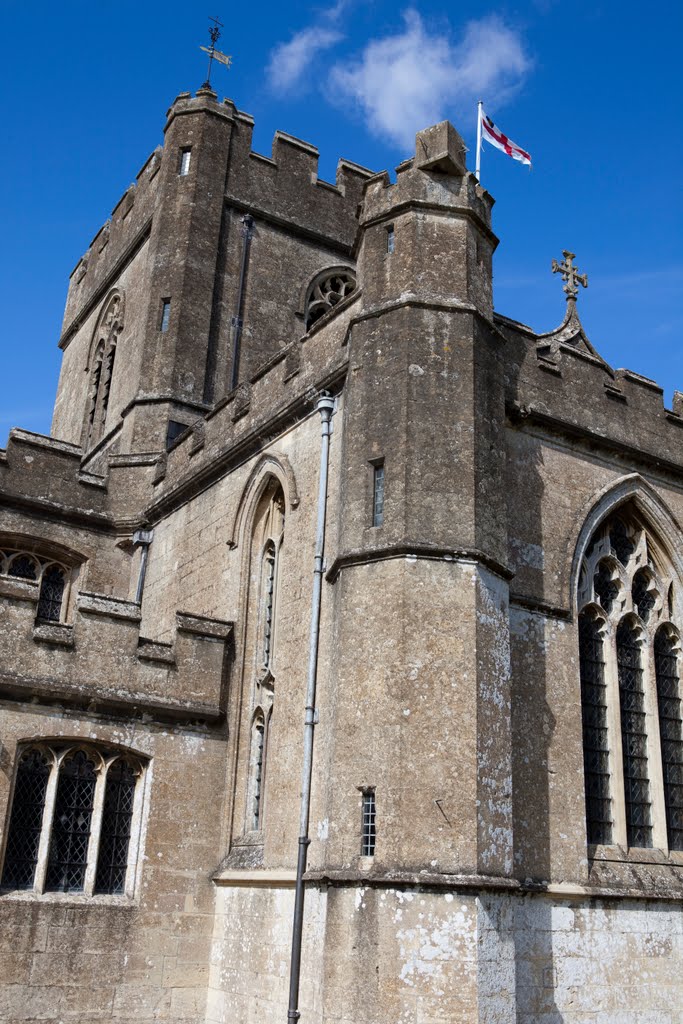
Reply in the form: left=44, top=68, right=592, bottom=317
left=61, top=145, right=162, bottom=346
left=0, top=582, right=231, bottom=723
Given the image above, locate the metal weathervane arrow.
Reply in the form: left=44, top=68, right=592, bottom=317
left=200, top=15, right=232, bottom=88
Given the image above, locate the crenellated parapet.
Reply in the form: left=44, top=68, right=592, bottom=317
left=0, top=582, right=232, bottom=723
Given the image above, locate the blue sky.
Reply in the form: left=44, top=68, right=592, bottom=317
left=1, top=0, right=682, bottom=446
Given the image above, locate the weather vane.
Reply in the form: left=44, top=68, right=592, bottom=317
left=200, top=15, right=232, bottom=88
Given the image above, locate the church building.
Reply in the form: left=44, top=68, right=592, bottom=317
left=1, top=85, right=682, bottom=1022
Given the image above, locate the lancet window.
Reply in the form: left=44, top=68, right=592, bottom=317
left=577, top=506, right=683, bottom=852
left=0, top=547, right=71, bottom=623
left=85, top=291, right=124, bottom=449
left=1, top=743, right=146, bottom=896
left=245, top=481, right=285, bottom=834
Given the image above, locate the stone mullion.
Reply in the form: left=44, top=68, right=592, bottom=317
left=83, top=760, right=109, bottom=896
left=33, top=751, right=60, bottom=893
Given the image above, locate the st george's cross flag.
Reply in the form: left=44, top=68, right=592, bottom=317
left=480, top=109, right=531, bottom=167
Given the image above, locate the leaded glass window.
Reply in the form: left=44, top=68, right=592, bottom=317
left=578, top=504, right=682, bottom=854
left=1, top=743, right=146, bottom=897
left=361, top=789, right=376, bottom=856
left=94, top=759, right=137, bottom=895
left=372, top=463, right=385, bottom=528
left=1, top=749, right=50, bottom=890
left=85, top=291, right=123, bottom=449
left=578, top=614, right=612, bottom=844
left=36, top=565, right=66, bottom=622
left=616, top=620, right=652, bottom=848
left=45, top=751, right=98, bottom=892
left=654, top=630, right=683, bottom=851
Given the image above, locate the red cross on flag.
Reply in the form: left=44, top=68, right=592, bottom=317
left=476, top=105, right=531, bottom=181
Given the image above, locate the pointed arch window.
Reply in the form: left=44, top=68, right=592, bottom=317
left=577, top=506, right=683, bottom=853
left=244, top=481, right=285, bottom=835
left=1, top=743, right=146, bottom=896
left=84, top=291, right=124, bottom=449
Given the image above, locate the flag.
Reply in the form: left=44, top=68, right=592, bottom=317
left=480, top=110, right=531, bottom=167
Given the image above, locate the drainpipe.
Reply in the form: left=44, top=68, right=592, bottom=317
left=133, top=529, right=154, bottom=605
left=230, top=214, right=255, bottom=391
left=287, top=392, right=335, bottom=1024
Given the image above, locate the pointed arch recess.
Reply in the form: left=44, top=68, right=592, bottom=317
left=569, top=474, right=683, bottom=614
left=226, top=452, right=299, bottom=550
left=85, top=289, right=125, bottom=371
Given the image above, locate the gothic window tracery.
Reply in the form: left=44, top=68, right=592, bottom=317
left=1, top=742, right=146, bottom=896
left=1, top=547, right=71, bottom=623
left=577, top=505, right=683, bottom=853
left=304, top=268, right=356, bottom=330
left=85, top=291, right=124, bottom=450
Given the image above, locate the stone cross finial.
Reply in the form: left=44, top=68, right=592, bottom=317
left=551, top=250, right=588, bottom=302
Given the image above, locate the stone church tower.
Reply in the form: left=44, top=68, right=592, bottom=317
left=1, top=87, right=682, bottom=1022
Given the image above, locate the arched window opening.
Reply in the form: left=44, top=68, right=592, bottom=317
left=1, top=547, right=72, bottom=623
left=578, top=613, right=612, bottom=844
left=654, top=629, right=683, bottom=851
left=577, top=503, right=680, bottom=853
left=616, top=620, right=652, bottom=848
left=45, top=750, right=98, bottom=892
left=36, top=564, right=66, bottom=622
left=1, top=742, right=147, bottom=897
left=0, top=748, right=50, bottom=890
left=305, top=268, right=356, bottom=330
left=94, top=758, right=139, bottom=895
left=85, top=292, right=123, bottom=450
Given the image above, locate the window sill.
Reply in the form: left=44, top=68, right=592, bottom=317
left=588, top=843, right=683, bottom=866
left=0, top=889, right=136, bottom=906
left=33, top=621, right=74, bottom=646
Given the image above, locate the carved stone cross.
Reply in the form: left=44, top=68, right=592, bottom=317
left=551, top=250, right=588, bottom=301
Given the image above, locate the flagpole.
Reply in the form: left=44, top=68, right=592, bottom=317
left=475, top=100, right=483, bottom=182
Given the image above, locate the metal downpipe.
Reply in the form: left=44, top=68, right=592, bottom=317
left=287, top=392, right=335, bottom=1024
left=230, top=213, right=254, bottom=391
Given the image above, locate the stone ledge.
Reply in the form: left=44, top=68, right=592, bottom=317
left=213, top=869, right=296, bottom=887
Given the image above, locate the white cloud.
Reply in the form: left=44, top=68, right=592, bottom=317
left=329, top=11, right=531, bottom=149
left=267, top=26, right=343, bottom=91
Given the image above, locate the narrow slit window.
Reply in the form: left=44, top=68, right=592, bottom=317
left=178, top=148, right=192, bottom=176
left=578, top=614, right=613, bottom=844
left=361, top=789, right=376, bottom=856
left=654, top=630, right=683, bottom=851
left=386, top=226, right=395, bottom=254
left=616, top=620, right=653, bottom=848
left=372, top=463, right=385, bottom=527
left=251, top=720, right=266, bottom=831
left=160, top=299, right=171, bottom=333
